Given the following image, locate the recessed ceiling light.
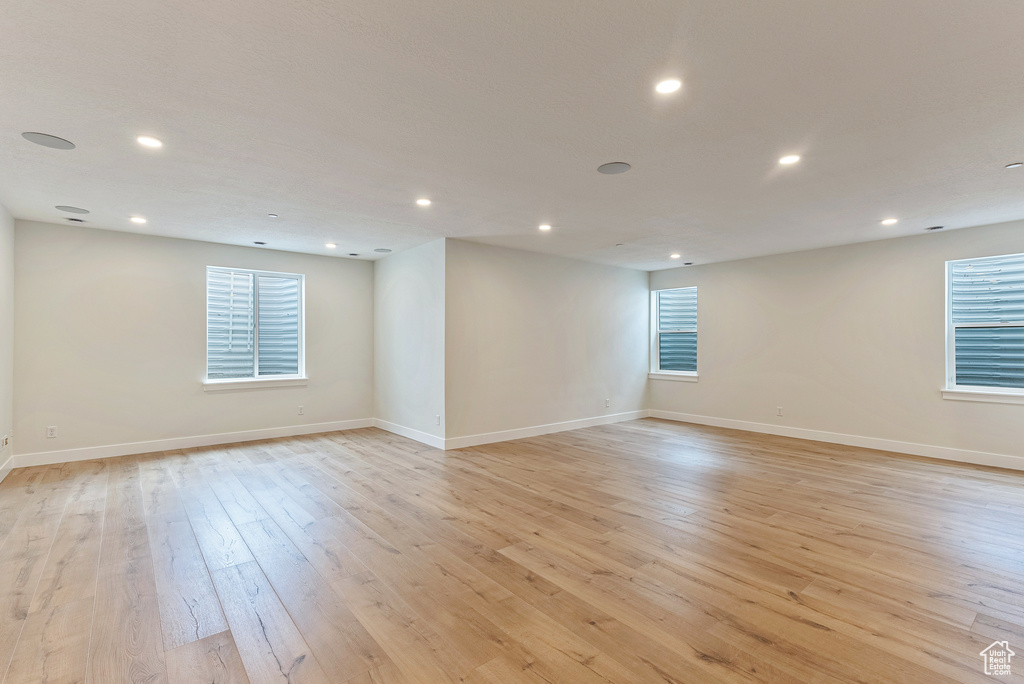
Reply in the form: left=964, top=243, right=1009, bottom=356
left=136, top=135, right=163, bottom=148
left=539, top=224, right=552, bottom=231
left=267, top=213, right=278, bottom=218
left=881, top=218, right=898, bottom=226
left=778, top=154, right=801, bottom=165
left=253, top=241, right=266, bottom=245
left=374, top=248, right=392, bottom=253
left=655, top=79, right=682, bottom=94
left=130, top=216, right=147, bottom=224
left=325, top=243, right=336, bottom=248
left=22, top=132, right=76, bottom=150
left=670, top=254, right=681, bottom=259
left=1006, top=162, right=1023, bottom=169
left=416, top=198, right=431, bottom=206
left=55, top=205, right=89, bottom=214
left=598, top=162, right=631, bottom=174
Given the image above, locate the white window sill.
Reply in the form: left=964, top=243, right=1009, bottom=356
left=941, top=387, right=1024, bottom=405
left=203, top=377, right=308, bottom=392
left=648, top=372, right=699, bottom=383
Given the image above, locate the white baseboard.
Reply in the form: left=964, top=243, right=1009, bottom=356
left=649, top=409, right=1024, bottom=472
left=12, top=408, right=1019, bottom=473
left=9, top=411, right=643, bottom=469
left=13, top=419, right=375, bottom=469
left=442, top=410, right=649, bottom=450
left=374, top=411, right=648, bottom=450
left=372, top=420, right=446, bottom=450
left=0, top=454, right=12, bottom=483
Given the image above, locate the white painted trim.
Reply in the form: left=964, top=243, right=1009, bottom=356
left=8, top=412, right=644, bottom=468
left=649, top=409, right=1024, bottom=472
left=13, top=419, right=374, bottom=468
left=648, top=372, right=698, bottom=382
left=203, top=377, right=308, bottom=392
left=373, top=420, right=446, bottom=450
left=15, top=407, right=1020, bottom=475
left=941, top=388, right=1024, bottom=405
left=0, top=455, right=12, bottom=484
left=443, top=410, right=649, bottom=450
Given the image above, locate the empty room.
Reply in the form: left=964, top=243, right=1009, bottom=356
left=1, top=1, right=1023, bottom=683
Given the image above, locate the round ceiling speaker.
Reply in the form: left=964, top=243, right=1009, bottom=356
left=55, top=205, right=90, bottom=214
left=597, top=162, right=631, bottom=174
left=22, top=132, right=76, bottom=149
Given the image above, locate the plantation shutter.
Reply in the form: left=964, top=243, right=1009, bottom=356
left=657, top=287, right=698, bottom=372
left=950, top=253, right=1024, bottom=388
left=256, top=275, right=300, bottom=376
left=207, top=269, right=255, bottom=379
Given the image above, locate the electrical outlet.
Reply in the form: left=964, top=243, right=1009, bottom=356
left=605, top=398, right=610, bottom=408
left=435, top=415, right=441, bottom=426
left=46, top=426, right=58, bottom=439
left=1, top=434, right=7, bottom=449
left=776, top=407, right=783, bottom=417
left=298, top=405, right=304, bottom=415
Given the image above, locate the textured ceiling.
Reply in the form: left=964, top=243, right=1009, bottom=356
left=2, top=0, right=1023, bottom=270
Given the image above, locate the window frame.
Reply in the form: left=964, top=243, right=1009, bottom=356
left=943, top=253, right=1024, bottom=404
left=204, top=266, right=306, bottom=389
left=649, top=286, right=699, bottom=380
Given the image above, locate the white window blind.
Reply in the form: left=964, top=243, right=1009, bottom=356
left=207, top=267, right=303, bottom=380
left=655, top=287, right=698, bottom=373
left=948, top=253, right=1024, bottom=390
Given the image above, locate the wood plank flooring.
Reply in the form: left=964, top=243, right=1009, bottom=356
left=0, top=418, right=1022, bottom=683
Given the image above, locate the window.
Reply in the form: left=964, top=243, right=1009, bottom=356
left=947, top=252, right=1024, bottom=394
left=207, top=267, right=304, bottom=381
left=652, top=287, right=698, bottom=375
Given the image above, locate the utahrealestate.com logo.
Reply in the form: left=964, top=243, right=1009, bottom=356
left=981, top=641, right=1015, bottom=676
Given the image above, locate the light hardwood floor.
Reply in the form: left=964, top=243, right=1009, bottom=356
left=0, top=418, right=1022, bottom=683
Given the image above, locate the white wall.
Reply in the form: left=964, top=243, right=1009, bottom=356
left=0, top=205, right=13, bottom=479
left=649, top=219, right=1024, bottom=466
left=14, top=220, right=374, bottom=458
left=373, top=239, right=446, bottom=441
left=444, top=239, right=649, bottom=440
left=14, top=213, right=1023, bottom=468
